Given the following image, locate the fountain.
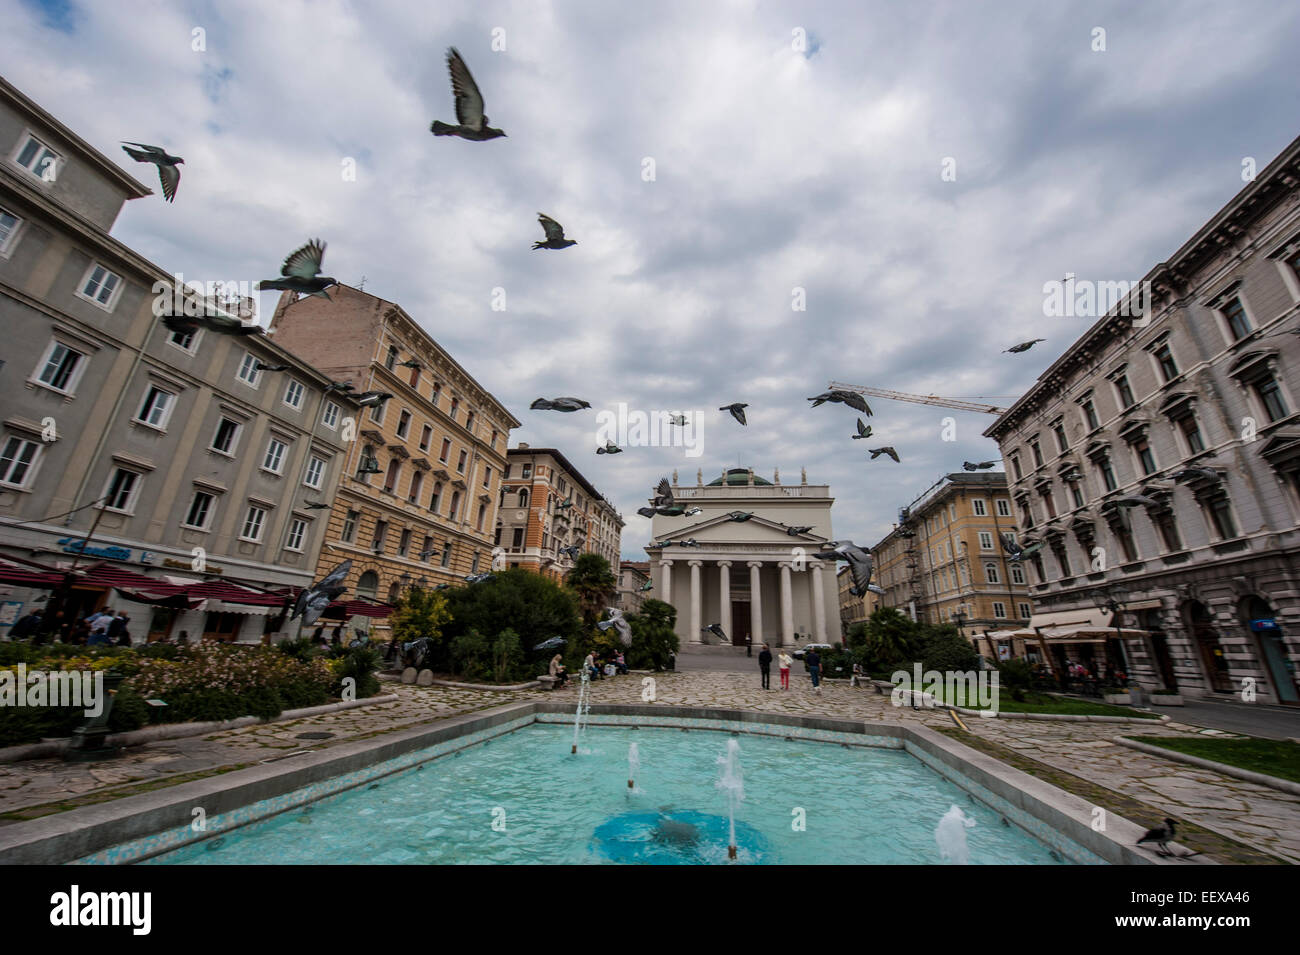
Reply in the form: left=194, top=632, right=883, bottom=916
left=935, top=804, right=976, bottom=864
left=715, top=738, right=744, bottom=860
left=627, top=741, right=640, bottom=791
left=571, top=667, right=591, bottom=754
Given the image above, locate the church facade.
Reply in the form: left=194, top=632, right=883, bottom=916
left=647, top=468, right=840, bottom=648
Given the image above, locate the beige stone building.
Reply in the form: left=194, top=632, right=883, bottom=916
left=985, top=133, right=1300, bottom=704
left=496, top=445, right=623, bottom=582
left=836, top=564, right=880, bottom=637
left=267, top=286, right=519, bottom=628
left=618, top=560, right=651, bottom=613
left=647, top=467, right=839, bottom=648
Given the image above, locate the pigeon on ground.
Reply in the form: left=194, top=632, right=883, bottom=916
left=354, top=391, right=395, bottom=407
left=597, top=609, right=633, bottom=646
left=963, top=461, right=997, bottom=471
left=596, top=441, right=623, bottom=454
left=667, top=414, right=688, bottom=426
left=1136, top=818, right=1177, bottom=856
left=1004, top=339, right=1045, bottom=354
left=290, top=559, right=352, bottom=627
left=852, top=418, right=872, bottom=440
left=531, top=397, right=591, bottom=412
left=808, top=391, right=871, bottom=414
left=1171, top=467, right=1220, bottom=484
left=1112, top=494, right=1160, bottom=508
left=302, top=501, right=331, bottom=510
left=701, top=623, right=728, bottom=644
left=814, top=542, right=875, bottom=597
left=868, top=447, right=900, bottom=463
left=120, top=142, right=183, bottom=202
left=1000, top=534, right=1044, bottom=562
left=720, top=403, right=748, bottom=426
left=430, top=47, right=507, bottom=141
left=786, top=525, right=813, bottom=536
left=727, top=511, right=754, bottom=522
left=533, top=214, right=576, bottom=250
left=257, top=239, right=338, bottom=300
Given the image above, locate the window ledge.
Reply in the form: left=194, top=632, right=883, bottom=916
left=1210, top=538, right=1250, bottom=555
left=25, top=379, right=76, bottom=400
left=1160, top=551, right=1192, bottom=566
left=1119, top=561, right=1147, bottom=574
left=130, top=419, right=167, bottom=435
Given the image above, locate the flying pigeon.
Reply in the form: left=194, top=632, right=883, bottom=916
left=324, top=381, right=355, bottom=394
left=556, top=500, right=573, bottom=511
left=354, top=391, right=395, bottom=407
left=257, top=239, right=338, bottom=300
left=727, top=511, right=754, bottom=522
left=1171, top=467, right=1220, bottom=484
left=417, top=548, right=438, bottom=560
left=701, top=623, right=728, bottom=644
left=683, top=507, right=703, bottom=516
left=1136, top=818, right=1177, bottom=857
left=533, top=636, right=566, bottom=651
left=1112, top=493, right=1160, bottom=508
left=430, top=47, right=507, bottom=141
left=720, top=403, right=748, bottom=426
left=963, top=461, right=997, bottom=471
left=814, top=542, right=875, bottom=597
left=120, top=142, right=183, bottom=202
left=531, top=397, right=591, bottom=412
left=1004, top=339, right=1045, bottom=354
left=786, top=525, right=813, bottom=536
left=868, top=447, right=900, bottom=463
left=680, top=539, right=701, bottom=548
left=637, top=478, right=687, bottom=517
left=852, top=418, right=872, bottom=440
left=396, top=359, right=422, bottom=369
left=596, top=441, right=623, bottom=455
left=597, top=609, right=633, bottom=646
left=254, top=361, right=290, bottom=372
left=162, top=310, right=263, bottom=338
left=533, top=214, right=576, bottom=250
left=558, top=544, right=582, bottom=560
left=302, top=501, right=331, bottom=510
left=638, top=580, right=653, bottom=592
left=290, top=559, right=352, bottom=627
left=667, top=414, right=688, bottom=426
left=808, top=391, right=871, bottom=414
left=464, top=572, right=495, bottom=584
left=1000, top=534, right=1044, bottom=562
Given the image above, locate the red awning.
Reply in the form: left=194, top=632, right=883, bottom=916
left=325, top=599, right=393, bottom=619
left=183, top=580, right=291, bottom=607
left=74, top=563, right=190, bottom=595
left=0, top=560, right=62, bottom=588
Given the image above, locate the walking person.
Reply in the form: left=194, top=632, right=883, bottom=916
left=778, top=648, right=792, bottom=690
left=8, top=608, right=43, bottom=642
left=108, top=611, right=131, bottom=646
left=758, top=644, right=772, bottom=690
left=806, top=646, right=823, bottom=694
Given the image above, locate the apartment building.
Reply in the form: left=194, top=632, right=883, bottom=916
left=836, top=564, right=881, bottom=637
left=618, top=560, right=651, bottom=613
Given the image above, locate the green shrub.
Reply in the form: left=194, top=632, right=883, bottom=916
left=491, top=629, right=525, bottom=683
left=108, top=684, right=150, bottom=733
left=624, top=599, right=679, bottom=671
left=0, top=643, right=43, bottom=666
left=918, top=627, right=979, bottom=673
left=333, top=645, right=381, bottom=698
left=276, top=636, right=316, bottom=663
left=450, top=629, right=491, bottom=681
left=137, top=643, right=180, bottom=660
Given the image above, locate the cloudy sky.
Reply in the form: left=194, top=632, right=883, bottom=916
left=5, top=0, right=1299, bottom=558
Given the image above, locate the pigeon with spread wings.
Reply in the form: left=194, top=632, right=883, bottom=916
left=290, top=559, right=352, bottom=627
left=814, top=542, right=881, bottom=597
left=257, top=239, right=337, bottom=300
left=121, top=142, right=183, bottom=202
left=533, top=214, right=576, bottom=250
left=431, top=47, right=507, bottom=141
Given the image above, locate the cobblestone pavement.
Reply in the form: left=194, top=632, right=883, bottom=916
left=2, top=670, right=1297, bottom=864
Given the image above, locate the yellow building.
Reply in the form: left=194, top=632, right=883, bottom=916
left=836, top=564, right=880, bottom=638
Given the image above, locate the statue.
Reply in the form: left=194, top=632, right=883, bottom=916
left=697, top=468, right=702, bottom=485
left=801, top=467, right=807, bottom=484
left=774, top=468, right=780, bottom=484
left=672, top=468, right=679, bottom=485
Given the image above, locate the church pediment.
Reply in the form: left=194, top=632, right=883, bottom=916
left=653, top=512, right=825, bottom=546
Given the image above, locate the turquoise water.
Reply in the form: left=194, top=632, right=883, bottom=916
left=145, top=724, right=1071, bottom=864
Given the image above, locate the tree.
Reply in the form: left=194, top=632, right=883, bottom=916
left=390, top=586, right=452, bottom=647
left=917, top=624, right=979, bottom=673
left=623, top=598, right=679, bottom=671
left=566, top=553, right=617, bottom=629
left=863, top=607, right=920, bottom=670
left=442, top=568, right=583, bottom=672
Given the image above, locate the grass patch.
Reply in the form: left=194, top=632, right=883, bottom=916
left=1127, top=735, right=1300, bottom=784
left=916, top=685, right=1160, bottom=719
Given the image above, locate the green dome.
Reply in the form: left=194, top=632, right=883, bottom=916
left=707, top=468, right=772, bottom=486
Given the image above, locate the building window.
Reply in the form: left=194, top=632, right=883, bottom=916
left=978, top=531, right=994, bottom=550
left=398, top=529, right=411, bottom=557
left=385, top=345, right=398, bottom=370
left=237, top=352, right=261, bottom=386
left=521, top=463, right=533, bottom=479
left=1019, top=500, right=1035, bottom=529
left=1153, top=510, right=1183, bottom=551
left=1053, top=421, right=1069, bottom=453
left=372, top=520, right=388, bottom=553
left=1050, top=540, right=1071, bottom=577
left=984, top=563, right=1000, bottom=584
left=491, top=429, right=499, bottom=450
left=0, top=207, right=24, bottom=255
left=483, top=465, right=492, bottom=488
left=303, top=455, right=326, bottom=489
left=430, top=481, right=443, bottom=514
left=422, top=535, right=434, bottom=562
left=1030, top=439, right=1044, bottom=468
left=1221, top=298, right=1251, bottom=339
left=285, top=518, right=308, bottom=552
left=476, top=502, right=487, bottom=531
left=972, top=499, right=987, bottom=516
left=1040, top=487, right=1057, bottom=519
left=1133, top=438, right=1157, bottom=476
left=76, top=264, right=122, bottom=310
left=465, top=410, right=477, bottom=434
left=419, top=424, right=432, bottom=452
left=1113, top=373, right=1136, bottom=409
left=283, top=380, right=305, bottom=409
left=470, top=552, right=481, bottom=574
left=1107, top=511, right=1139, bottom=562
left=457, top=450, right=468, bottom=473
left=1011, top=565, right=1026, bottom=585
left=1018, top=603, right=1031, bottom=619
left=431, top=382, right=442, bottom=407
left=241, top=505, right=267, bottom=541
left=168, top=327, right=198, bottom=352
left=518, top=487, right=529, bottom=508
left=1153, top=343, right=1180, bottom=382
left=263, top=438, right=288, bottom=474
left=1254, top=373, right=1290, bottom=423
left=1068, top=479, right=1084, bottom=509
left=321, top=401, right=340, bottom=429
left=439, top=438, right=451, bottom=464
left=104, top=468, right=141, bottom=512
left=1177, top=414, right=1205, bottom=454
left=993, top=498, right=1010, bottom=518
left=397, top=410, right=411, bottom=439
left=211, top=417, right=240, bottom=454
left=184, top=490, right=215, bottom=529
left=382, top=458, right=402, bottom=494
left=35, top=341, right=86, bottom=393
left=511, top=527, right=524, bottom=549
left=408, top=469, right=424, bottom=504
left=0, top=435, right=41, bottom=488
left=992, top=602, right=1007, bottom=619
left=1009, top=454, right=1022, bottom=481
left=449, top=398, right=460, bottom=423
left=1081, top=395, right=1099, bottom=430
left=1095, top=456, right=1117, bottom=492
left=449, top=490, right=461, bottom=521
left=135, top=385, right=175, bottom=429
left=369, top=399, right=385, bottom=425
left=409, top=365, right=420, bottom=388
left=341, top=509, right=359, bottom=543
left=440, top=541, right=453, bottom=568
left=13, top=133, right=60, bottom=181
left=1202, top=493, right=1238, bottom=540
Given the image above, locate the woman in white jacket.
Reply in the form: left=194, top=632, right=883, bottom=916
left=778, top=650, right=793, bottom=690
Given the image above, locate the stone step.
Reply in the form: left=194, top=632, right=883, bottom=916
left=679, top=643, right=751, bottom=655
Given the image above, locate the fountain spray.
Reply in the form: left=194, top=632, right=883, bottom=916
left=716, top=738, right=744, bottom=861
left=628, top=741, right=640, bottom=790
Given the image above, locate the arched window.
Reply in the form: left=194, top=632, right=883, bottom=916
left=518, top=488, right=529, bottom=508
left=430, top=481, right=442, bottom=513
left=357, top=570, right=380, bottom=600
left=984, top=563, right=1000, bottom=584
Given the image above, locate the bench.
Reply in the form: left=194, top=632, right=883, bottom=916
left=537, top=675, right=557, bottom=690
left=868, top=679, right=895, bottom=694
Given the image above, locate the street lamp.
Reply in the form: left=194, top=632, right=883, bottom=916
left=1090, top=584, right=1131, bottom=683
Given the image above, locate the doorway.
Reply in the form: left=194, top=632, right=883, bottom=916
left=1186, top=601, right=1233, bottom=693
left=1243, top=596, right=1298, bottom=705
left=731, top=601, right=751, bottom=647
left=1147, top=631, right=1178, bottom=691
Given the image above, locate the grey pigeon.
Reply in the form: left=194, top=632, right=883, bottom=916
left=720, top=403, right=748, bottom=425
left=683, top=506, right=702, bottom=516
left=1113, top=493, right=1160, bottom=508
left=637, top=478, right=686, bottom=517
left=558, top=544, right=582, bottom=559
left=556, top=500, right=573, bottom=511
left=354, top=391, right=394, bottom=407
left=808, top=390, right=871, bottom=415
left=786, top=525, right=813, bottom=536
left=1136, top=818, right=1177, bottom=857
left=396, top=359, right=422, bottom=369
left=430, top=48, right=507, bottom=141
left=254, top=361, right=290, bottom=372
left=868, top=446, right=900, bottom=463
left=701, top=623, right=728, bottom=644
left=533, top=214, right=576, bottom=250
left=1000, top=533, right=1044, bottom=562
left=597, top=609, right=633, bottom=646
left=813, top=542, right=875, bottom=597
left=162, top=309, right=263, bottom=339
left=1004, top=339, right=1045, bottom=354
left=963, top=461, right=996, bottom=471
left=531, top=397, right=591, bottom=412
left=638, top=580, right=653, bottom=592
left=680, top=538, right=701, bottom=548
left=667, top=413, right=688, bottom=426
left=291, top=559, right=352, bottom=626
left=464, top=572, right=495, bottom=584
left=533, top=636, right=566, bottom=651
left=324, top=381, right=355, bottom=394
left=852, top=418, right=872, bottom=440
left=257, top=239, right=337, bottom=300
left=1171, top=467, right=1220, bottom=484
left=727, top=511, right=754, bottom=522
left=302, top=501, right=331, bottom=510
left=596, top=441, right=623, bottom=454
left=121, top=142, right=183, bottom=202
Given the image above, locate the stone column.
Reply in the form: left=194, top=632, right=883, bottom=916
left=688, top=559, right=703, bottom=644
left=811, top=562, right=828, bottom=642
left=718, top=560, right=732, bottom=642
left=748, top=561, right=764, bottom=646
left=660, top=559, right=673, bottom=605
left=779, top=561, right=795, bottom=646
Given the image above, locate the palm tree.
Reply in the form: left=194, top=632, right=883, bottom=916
left=566, top=553, right=617, bottom=629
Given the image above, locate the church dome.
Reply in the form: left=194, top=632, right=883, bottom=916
left=707, top=468, right=772, bottom=486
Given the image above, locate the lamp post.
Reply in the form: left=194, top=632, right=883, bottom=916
left=1090, top=584, right=1131, bottom=683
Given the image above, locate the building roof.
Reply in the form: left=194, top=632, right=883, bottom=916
left=507, top=446, right=620, bottom=513
left=707, top=468, right=773, bottom=486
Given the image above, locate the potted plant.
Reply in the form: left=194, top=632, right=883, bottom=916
left=1148, top=688, right=1184, bottom=706
left=1101, top=684, right=1131, bottom=705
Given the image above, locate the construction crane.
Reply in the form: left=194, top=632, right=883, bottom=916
left=827, top=381, right=1013, bottom=416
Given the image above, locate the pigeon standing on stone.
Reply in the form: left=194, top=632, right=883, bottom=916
left=257, top=239, right=338, bottom=300
left=808, top=391, right=871, bottom=414
left=786, top=525, right=813, bottom=536
left=720, top=403, right=748, bottom=425
left=1136, top=818, right=1177, bottom=856
left=121, top=142, right=183, bottom=202
left=868, top=447, right=900, bottom=463
left=1004, top=339, right=1046, bottom=353
left=531, top=397, right=591, bottom=412
left=430, top=47, right=507, bottom=141
left=813, top=542, right=879, bottom=596
left=291, top=560, right=352, bottom=627
left=963, top=461, right=996, bottom=471
left=533, top=214, right=576, bottom=250
left=852, top=418, right=872, bottom=440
